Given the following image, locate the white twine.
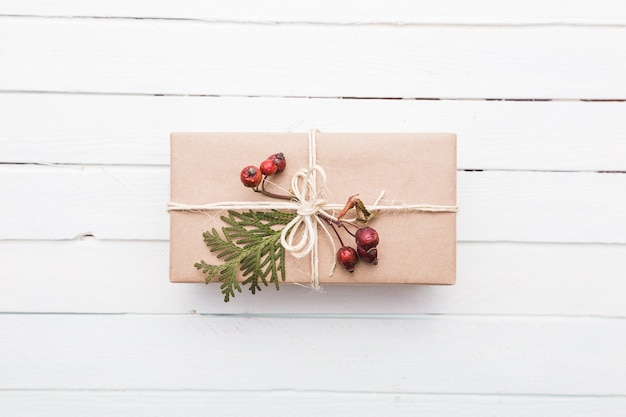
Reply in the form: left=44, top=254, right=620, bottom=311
left=168, top=129, right=458, bottom=290
left=167, top=201, right=458, bottom=214
left=279, top=164, right=338, bottom=290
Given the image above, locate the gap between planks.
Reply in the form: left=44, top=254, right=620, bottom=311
left=0, top=312, right=625, bottom=321
left=0, top=388, right=625, bottom=397
left=2, top=390, right=626, bottom=417
left=5, top=14, right=626, bottom=27
left=2, top=89, right=626, bottom=102
left=2, top=162, right=625, bottom=175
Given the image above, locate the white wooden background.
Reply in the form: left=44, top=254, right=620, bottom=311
left=1, top=1, right=626, bottom=415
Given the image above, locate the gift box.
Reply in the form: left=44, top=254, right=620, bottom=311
left=170, top=132, right=456, bottom=287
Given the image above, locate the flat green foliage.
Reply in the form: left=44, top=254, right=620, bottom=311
left=195, top=210, right=296, bottom=302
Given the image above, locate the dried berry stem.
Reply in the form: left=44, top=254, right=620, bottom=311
left=338, top=222, right=357, bottom=237
left=255, top=176, right=293, bottom=200
left=328, top=221, right=346, bottom=247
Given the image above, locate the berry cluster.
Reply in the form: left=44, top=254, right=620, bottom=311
left=336, top=226, right=379, bottom=273
left=240, top=153, right=286, bottom=188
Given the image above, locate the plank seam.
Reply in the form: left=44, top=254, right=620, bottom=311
left=0, top=312, right=624, bottom=320
left=2, top=238, right=625, bottom=245
left=2, top=239, right=626, bottom=247
left=2, top=162, right=625, bottom=175
left=2, top=90, right=626, bottom=102
left=2, top=14, right=626, bottom=28
left=0, top=388, right=624, bottom=398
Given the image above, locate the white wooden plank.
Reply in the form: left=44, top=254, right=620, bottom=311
left=3, top=0, right=626, bottom=25
left=0, top=164, right=168, bottom=240
left=1, top=240, right=625, bottom=316
left=2, top=391, right=625, bottom=417
left=457, top=170, right=626, bottom=243
left=2, top=94, right=625, bottom=171
left=1, top=165, right=625, bottom=243
left=0, top=314, right=624, bottom=394
left=1, top=18, right=625, bottom=99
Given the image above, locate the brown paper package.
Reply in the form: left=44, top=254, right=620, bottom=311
left=170, top=132, right=456, bottom=285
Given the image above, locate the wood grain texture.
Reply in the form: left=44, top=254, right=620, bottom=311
left=2, top=94, right=625, bottom=171
left=3, top=0, right=626, bottom=24
left=2, top=165, right=625, bottom=243
left=1, top=314, right=625, bottom=395
left=1, top=240, right=625, bottom=316
left=2, top=391, right=626, bottom=417
left=1, top=18, right=625, bottom=99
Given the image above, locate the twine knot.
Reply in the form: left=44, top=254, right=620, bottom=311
left=280, top=165, right=336, bottom=289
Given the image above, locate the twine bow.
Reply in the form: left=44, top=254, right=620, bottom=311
left=279, top=164, right=338, bottom=290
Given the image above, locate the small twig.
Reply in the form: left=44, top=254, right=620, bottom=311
left=338, top=222, right=357, bottom=237
left=255, top=176, right=293, bottom=200
left=328, top=221, right=345, bottom=247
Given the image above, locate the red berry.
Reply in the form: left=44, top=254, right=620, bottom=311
left=355, top=227, right=379, bottom=251
left=336, top=246, right=358, bottom=272
left=357, top=246, right=378, bottom=265
left=240, top=165, right=262, bottom=188
left=259, top=159, right=278, bottom=176
left=267, top=152, right=286, bottom=174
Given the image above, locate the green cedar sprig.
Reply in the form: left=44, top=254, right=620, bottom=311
left=195, top=210, right=297, bottom=302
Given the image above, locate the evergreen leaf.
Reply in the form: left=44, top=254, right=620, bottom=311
left=195, top=210, right=296, bottom=302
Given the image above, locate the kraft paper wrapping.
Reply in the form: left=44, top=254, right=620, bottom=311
left=170, top=132, right=456, bottom=285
